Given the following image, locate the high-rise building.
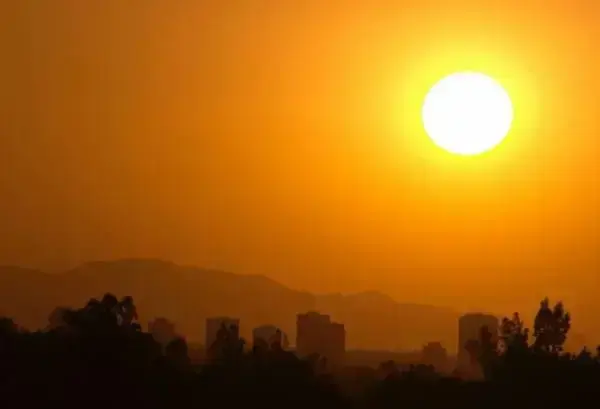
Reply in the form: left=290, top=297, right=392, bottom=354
left=421, top=341, right=449, bottom=372
left=326, top=322, right=346, bottom=367
left=296, top=312, right=330, bottom=357
left=296, top=312, right=345, bottom=369
left=205, top=317, right=239, bottom=350
left=457, top=313, right=498, bottom=368
left=252, top=325, right=289, bottom=349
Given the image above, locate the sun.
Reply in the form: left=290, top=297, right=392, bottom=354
left=421, top=72, right=514, bottom=156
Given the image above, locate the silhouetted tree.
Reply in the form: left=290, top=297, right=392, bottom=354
left=209, top=323, right=245, bottom=362
left=165, top=336, right=191, bottom=369
left=377, top=360, right=400, bottom=380
left=101, top=292, right=119, bottom=312
left=47, top=306, right=70, bottom=330
left=499, top=312, right=529, bottom=354
left=576, top=347, right=593, bottom=364
left=0, top=317, right=17, bottom=335
left=405, top=364, right=440, bottom=382
left=149, top=317, right=177, bottom=347
left=253, top=337, right=270, bottom=355
left=478, top=325, right=498, bottom=379
left=461, top=325, right=497, bottom=380
left=533, top=298, right=571, bottom=354
left=118, top=295, right=138, bottom=326
left=6, top=289, right=600, bottom=409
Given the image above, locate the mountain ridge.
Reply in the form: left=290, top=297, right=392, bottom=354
left=0, top=258, right=463, bottom=351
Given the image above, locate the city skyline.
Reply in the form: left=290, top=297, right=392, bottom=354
left=2, top=1, right=599, bottom=406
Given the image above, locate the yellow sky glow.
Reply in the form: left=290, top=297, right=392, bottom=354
left=1, top=1, right=600, bottom=343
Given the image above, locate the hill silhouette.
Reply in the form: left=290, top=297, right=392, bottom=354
left=0, top=259, right=460, bottom=351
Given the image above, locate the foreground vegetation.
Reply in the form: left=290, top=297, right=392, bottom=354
left=0, top=294, right=599, bottom=409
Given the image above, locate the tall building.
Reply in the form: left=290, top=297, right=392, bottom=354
left=205, top=317, right=240, bottom=350
left=296, top=312, right=345, bottom=369
left=457, top=313, right=499, bottom=368
left=421, top=341, right=449, bottom=372
left=252, top=325, right=289, bottom=349
left=296, top=312, right=330, bottom=357
left=326, top=322, right=346, bottom=367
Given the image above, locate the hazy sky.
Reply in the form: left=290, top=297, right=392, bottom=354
left=1, top=1, right=599, bottom=325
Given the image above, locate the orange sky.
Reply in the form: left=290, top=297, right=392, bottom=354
left=1, top=1, right=599, bottom=335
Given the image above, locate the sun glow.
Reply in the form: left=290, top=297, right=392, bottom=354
left=422, top=72, right=514, bottom=156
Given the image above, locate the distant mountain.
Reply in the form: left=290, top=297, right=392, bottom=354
left=315, top=291, right=458, bottom=351
left=0, top=259, right=462, bottom=351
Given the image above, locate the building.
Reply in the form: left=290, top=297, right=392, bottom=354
left=421, top=341, right=449, bottom=373
left=205, top=317, right=240, bottom=350
left=296, top=312, right=345, bottom=369
left=296, top=312, right=330, bottom=357
left=457, top=313, right=499, bottom=368
left=252, top=325, right=289, bottom=349
left=326, top=322, right=346, bottom=367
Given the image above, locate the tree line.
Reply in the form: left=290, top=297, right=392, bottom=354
left=1, top=294, right=599, bottom=409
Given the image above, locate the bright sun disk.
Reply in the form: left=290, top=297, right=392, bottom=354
left=422, top=72, right=514, bottom=156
